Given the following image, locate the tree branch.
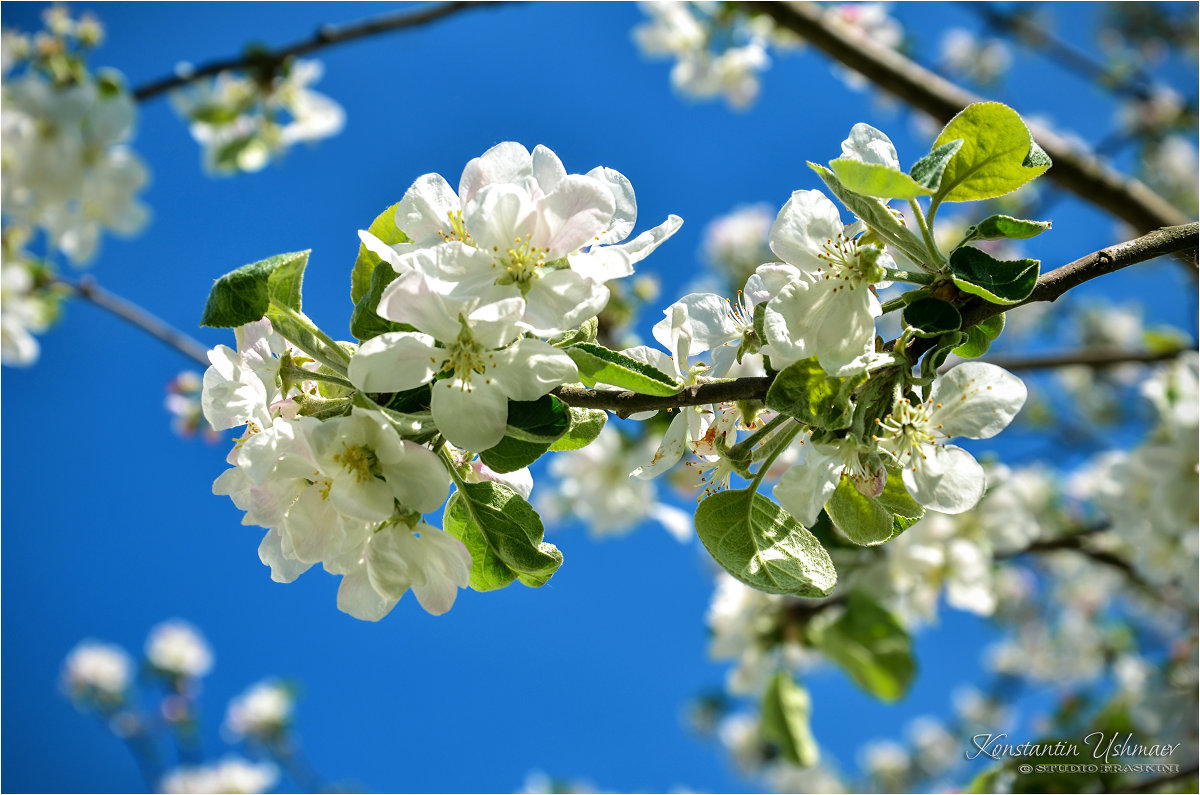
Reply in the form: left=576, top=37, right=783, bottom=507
left=56, top=276, right=211, bottom=366
left=739, top=1, right=1192, bottom=237
left=950, top=345, right=1193, bottom=374
left=132, top=2, right=510, bottom=101
left=553, top=224, right=1198, bottom=413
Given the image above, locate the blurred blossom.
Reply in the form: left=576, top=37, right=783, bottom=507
left=718, top=711, right=768, bottom=774
left=1, top=244, right=57, bottom=366
left=825, top=3, right=904, bottom=90
left=906, top=716, right=958, bottom=777
left=146, top=620, right=214, bottom=680
left=701, top=203, right=775, bottom=289
left=159, top=756, right=277, bottom=794
left=166, top=371, right=221, bottom=441
left=940, top=28, right=1011, bottom=86
left=62, top=640, right=133, bottom=702
left=859, top=738, right=910, bottom=782
left=952, top=686, right=1011, bottom=730
left=224, top=680, right=292, bottom=741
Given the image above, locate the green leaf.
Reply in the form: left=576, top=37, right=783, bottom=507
left=478, top=395, right=571, bottom=474
left=902, top=296, right=962, bottom=337
left=953, top=313, right=1006, bottom=359
left=877, top=470, right=924, bottom=524
left=765, top=357, right=866, bottom=431
left=566, top=342, right=681, bottom=396
left=932, top=102, right=1052, bottom=203
left=809, top=162, right=931, bottom=267
left=349, top=261, right=406, bottom=342
left=828, top=158, right=932, bottom=200
left=760, top=674, right=819, bottom=768
left=908, top=138, right=963, bottom=191
left=351, top=203, right=406, bottom=305
left=809, top=592, right=915, bottom=701
left=694, top=489, right=837, bottom=597
left=442, top=481, right=563, bottom=591
left=825, top=477, right=895, bottom=546
left=549, top=408, right=608, bottom=451
left=956, top=214, right=1051, bottom=248
left=920, top=331, right=967, bottom=381
left=201, top=250, right=310, bottom=328
left=546, top=317, right=598, bottom=348
left=949, top=246, right=1040, bottom=305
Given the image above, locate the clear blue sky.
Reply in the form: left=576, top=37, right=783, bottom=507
left=2, top=2, right=1195, bottom=792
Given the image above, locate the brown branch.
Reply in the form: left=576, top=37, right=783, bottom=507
left=132, top=2, right=511, bottom=102
left=951, top=345, right=1193, bottom=374
left=56, top=276, right=211, bottom=366
left=552, top=377, right=774, bottom=418
left=739, top=1, right=1192, bottom=237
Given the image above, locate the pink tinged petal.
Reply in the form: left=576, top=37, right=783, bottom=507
left=430, top=377, right=509, bottom=452
left=773, top=448, right=843, bottom=527
left=903, top=443, right=986, bottom=514
left=930, top=363, right=1028, bottom=440
left=603, top=214, right=683, bottom=266
left=469, top=462, right=533, bottom=499
left=532, top=145, right=567, bottom=194
left=395, top=172, right=461, bottom=246
left=841, top=123, right=900, bottom=169
left=408, top=526, right=472, bottom=615
left=379, top=441, right=450, bottom=514
left=631, top=411, right=689, bottom=480
left=348, top=332, right=439, bottom=393
left=769, top=190, right=843, bottom=272
left=337, top=564, right=398, bottom=622
left=329, top=474, right=395, bottom=522
left=536, top=174, right=616, bottom=257
left=586, top=166, right=637, bottom=245
left=490, top=338, right=578, bottom=401
left=258, top=528, right=312, bottom=583
left=458, top=141, right=532, bottom=205
left=519, top=270, right=609, bottom=336
left=282, top=486, right=347, bottom=564
left=464, top=183, right=538, bottom=254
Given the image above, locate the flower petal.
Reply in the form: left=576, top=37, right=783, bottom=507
left=930, top=362, right=1027, bottom=440
left=903, top=443, right=986, bottom=514
left=347, top=331, right=439, bottom=393
left=337, top=563, right=398, bottom=622
left=431, top=377, right=509, bottom=452
left=395, top=172, right=461, bottom=247
left=773, top=444, right=842, bottom=526
left=769, top=190, right=842, bottom=273
left=490, top=338, right=578, bottom=401
left=458, top=141, right=531, bottom=205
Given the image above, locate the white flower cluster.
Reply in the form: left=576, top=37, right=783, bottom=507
left=61, top=641, right=133, bottom=703
left=145, top=619, right=214, bottom=680
left=204, top=143, right=681, bottom=620
left=1, top=12, right=149, bottom=265
left=633, top=1, right=773, bottom=110
left=701, top=202, right=776, bottom=287
left=171, top=58, right=344, bottom=175
left=1, top=237, right=58, bottom=366
left=159, top=757, right=278, bottom=794
left=939, top=28, right=1012, bottom=86
left=223, top=679, right=293, bottom=741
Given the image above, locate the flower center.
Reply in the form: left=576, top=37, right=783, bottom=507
left=333, top=443, right=379, bottom=483
left=440, top=316, right=490, bottom=390
left=437, top=210, right=472, bottom=243
left=491, top=233, right=547, bottom=291
left=874, top=400, right=936, bottom=463
left=815, top=230, right=885, bottom=288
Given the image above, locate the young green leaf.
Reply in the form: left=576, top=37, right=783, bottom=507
left=902, top=296, right=962, bottom=337
left=809, top=162, right=931, bottom=267
left=955, top=214, right=1051, bottom=248
left=828, top=157, right=933, bottom=200
left=825, top=477, right=895, bottom=546
left=566, top=342, right=682, bottom=396
left=201, top=250, right=310, bottom=328
left=760, top=674, right=819, bottom=768
left=548, top=407, right=608, bottom=451
left=953, top=313, right=1006, bottom=359
left=694, top=488, right=837, bottom=597
left=350, top=203, right=406, bottom=305
left=949, top=246, right=1040, bottom=305
left=478, top=395, right=572, bottom=473
left=932, top=102, right=1052, bottom=203
left=909, top=138, right=963, bottom=191
left=443, top=481, right=563, bottom=591
left=765, top=357, right=866, bottom=430
left=809, top=593, right=915, bottom=701
left=349, top=261, right=406, bottom=342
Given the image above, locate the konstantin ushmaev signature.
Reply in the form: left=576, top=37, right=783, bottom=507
left=966, top=732, right=1183, bottom=765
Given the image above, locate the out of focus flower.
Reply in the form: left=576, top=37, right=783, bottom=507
left=159, top=756, right=278, bottom=794
left=62, top=640, right=133, bottom=702
left=701, top=203, right=775, bottom=289
left=224, top=680, right=292, bottom=741
left=146, top=620, right=214, bottom=680
left=166, top=371, right=221, bottom=441
left=939, top=28, right=1011, bottom=86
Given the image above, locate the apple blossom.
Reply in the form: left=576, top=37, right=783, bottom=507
left=62, top=641, right=133, bottom=702
left=145, top=620, right=213, bottom=680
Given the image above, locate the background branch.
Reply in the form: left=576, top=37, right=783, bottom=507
left=948, top=345, right=1193, bottom=374
left=55, top=276, right=211, bottom=366
left=739, top=1, right=1192, bottom=238
left=132, top=2, right=509, bottom=101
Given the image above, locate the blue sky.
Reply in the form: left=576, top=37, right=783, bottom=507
left=2, top=2, right=1196, bottom=792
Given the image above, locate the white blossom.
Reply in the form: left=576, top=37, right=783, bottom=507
left=159, top=757, right=277, bottom=794
left=62, top=641, right=133, bottom=700
left=224, top=680, right=292, bottom=740
left=146, top=620, right=213, bottom=679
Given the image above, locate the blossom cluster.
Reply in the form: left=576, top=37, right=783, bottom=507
left=170, top=58, right=344, bottom=175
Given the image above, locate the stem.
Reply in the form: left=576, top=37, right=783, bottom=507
left=882, top=267, right=934, bottom=285
left=279, top=365, right=353, bottom=388
left=54, top=276, right=211, bottom=366
left=723, top=413, right=789, bottom=462
left=947, top=345, right=1193, bottom=374
left=132, top=2, right=514, bottom=101
left=879, top=295, right=908, bottom=315
left=907, top=198, right=944, bottom=267
left=267, top=302, right=350, bottom=374
left=748, top=422, right=802, bottom=492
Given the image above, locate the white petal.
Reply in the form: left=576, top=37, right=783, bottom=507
left=378, top=441, right=451, bottom=514
left=569, top=247, right=633, bottom=283
left=395, top=172, right=461, bottom=247
left=903, top=444, right=986, bottom=514
left=365, top=525, right=418, bottom=601
left=769, top=190, right=842, bottom=272
left=930, top=363, right=1028, bottom=440
left=520, top=270, right=609, bottom=336
left=337, top=564, right=398, bottom=622
left=631, top=411, right=689, bottom=479
left=459, top=141, right=532, bottom=206
left=587, top=166, right=637, bottom=245
left=329, top=473, right=396, bottom=522
left=490, top=338, right=578, bottom=401
left=464, top=183, right=538, bottom=253
left=258, top=528, right=312, bottom=583
left=357, top=229, right=407, bottom=271
left=652, top=293, right=740, bottom=356
left=375, top=269, right=464, bottom=341
left=773, top=445, right=843, bottom=526
left=282, top=486, right=347, bottom=564
left=604, top=214, right=683, bottom=266
left=841, top=123, right=901, bottom=169
left=409, top=526, right=472, bottom=616
left=531, top=144, right=567, bottom=194
left=431, top=377, right=509, bottom=452
left=347, top=331, right=439, bottom=393
left=536, top=174, right=616, bottom=257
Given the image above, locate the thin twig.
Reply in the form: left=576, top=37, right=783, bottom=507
left=738, top=1, right=1192, bottom=238
left=132, top=2, right=512, bottom=101
left=552, top=378, right=774, bottom=419
left=56, top=276, right=211, bottom=366
left=946, top=345, right=1194, bottom=374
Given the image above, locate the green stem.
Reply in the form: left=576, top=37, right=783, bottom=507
left=748, top=422, right=803, bottom=492
left=908, top=198, right=945, bottom=267
left=722, top=413, right=789, bottom=462
left=925, top=197, right=943, bottom=242
left=280, top=365, right=353, bottom=388
left=882, top=267, right=934, bottom=285
left=879, top=296, right=908, bottom=315
left=268, top=301, right=351, bottom=373
left=438, top=446, right=468, bottom=488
